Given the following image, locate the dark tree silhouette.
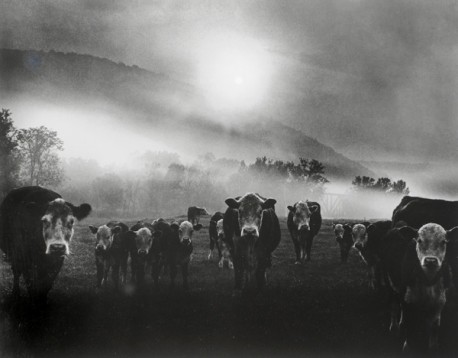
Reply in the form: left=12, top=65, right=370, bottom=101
left=0, top=108, right=20, bottom=198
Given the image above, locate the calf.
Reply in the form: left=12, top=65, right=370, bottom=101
left=89, top=221, right=129, bottom=288
left=216, top=219, right=233, bottom=269
left=353, top=221, right=392, bottom=290
left=187, top=206, right=209, bottom=225
left=333, top=223, right=353, bottom=263
left=287, top=201, right=322, bottom=263
left=149, top=218, right=172, bottom=287
left=168, top=221, right=202, bottom=290
left=381, top=224, right=458, bottom=352
left=224, top=193, right=281, bottom=294
left=392, top=195, right=458, bottom=291
left=0, top=186, right=91, bottom=304
left=208, top=211, right=224, bottom=260
left=124, top=222, right=156, bottom=285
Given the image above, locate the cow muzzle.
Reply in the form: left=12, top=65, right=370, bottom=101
left=354, top=242, right=364, bottom=251
left=49, top=243, right=67, bottom=256
left=182, top=238, right=191, bottom=246
left=96, top=244, right=106, bottom=252
left=422, top=256, right=440, bottom=269
left=241, top=226, right=258, bottom=237
left=138, top=249, right=148, bottom=256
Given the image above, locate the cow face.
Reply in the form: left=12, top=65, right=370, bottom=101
left=334, top=224, right=344, bottom=240
left=131, top=227, right=153, bottom=257
left=352, top=224, right=368, bottom=252
left=225, top=193, right=276, bottom=265
left=401, top=224, right=448, bottom=278
left=287, top=201, right=318, bottom=233
left=176, top=221, right=202, bottom=246
left=89, top=224, right=113, bottom=253
left=40, top=198, right=90, bottom=256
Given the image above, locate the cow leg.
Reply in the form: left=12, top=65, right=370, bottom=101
left=96, top=256, right=104, bottom=287
left=233, top=258, right=243, bottom=292
left=292, top=238, right=301, bottom=264
left=102, top=260, right=110, bottom=287
left=228, top=258, right=234, bottom=270
left=255, top=267, right=266, bottom=292
left=429, top=315, right=441, bottom=350
left=182, top=263, right=189, bottom=290
left=389, top=295, right=401, bottom=335
left=170, top=264, right=177, bottom=289
left=112, top=261, right=120, bottom=290
left=12, top=265, right=21, bottom=297
left=305, top=237, right=313, bottom=261
left=152, top=260, right=160, bottom=288
left=208, top=237, right=215, bottom=260
left=368, top=266, right=375, bottom=290
left=218, top=256, right=224, bottom=268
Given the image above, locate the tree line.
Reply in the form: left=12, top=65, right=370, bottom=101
left=1, top=107, right=410, bottom=217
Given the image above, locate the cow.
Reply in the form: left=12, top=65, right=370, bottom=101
left=380, top=224, right=458, bottom=352
left=168, top=221, right=202, bottom=290
left=88, top=221, right=129, bottom=289
left=287, top=201, right=321, bottom=263
left=208, top=211, right=224, bottom=260
left=216, top=219, right=233, bottom=269
left=187, top=206, right=209, bottom=225
left=223, top=193, right=281, bottom=294
left=149, top=218, right=173, bottom=288
left=124, top=221, right=156, bottom=285
left=352, top=221, right=392, bottom=290
left=0, top=186, right=91, bottom=304
left=333, top=223, right=353, bottom=263
left=392, top=195, right=458, bottom=291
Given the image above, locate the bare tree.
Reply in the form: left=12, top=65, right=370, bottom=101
left=16, top=126, right=64, bottom=186
left=0, top=108, right=20, bottom=197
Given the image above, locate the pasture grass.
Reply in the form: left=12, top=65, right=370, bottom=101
left=1, top=216, right=458, bottom=357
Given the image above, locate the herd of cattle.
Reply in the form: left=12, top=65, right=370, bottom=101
left=1, top=186, right=458, bottom=353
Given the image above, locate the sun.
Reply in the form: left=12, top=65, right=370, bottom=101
left=196, top=35, right=272, bottom=111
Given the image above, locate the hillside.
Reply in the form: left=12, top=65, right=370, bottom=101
left=0, top=48, right=374, bottom=180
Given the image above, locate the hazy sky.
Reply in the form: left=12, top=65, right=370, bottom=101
left=2, top=0, right=458, bottom=163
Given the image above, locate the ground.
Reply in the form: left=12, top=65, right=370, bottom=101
left=1, top=216, right=458, bottom=357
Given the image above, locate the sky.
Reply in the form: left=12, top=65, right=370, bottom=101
left=2, top=0, right=458, bottom=164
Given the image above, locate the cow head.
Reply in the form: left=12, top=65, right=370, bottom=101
left=172, top=221, right=201, bottom=247
left=334, top=224, right=344, bottom=240
left=198, top=207, right=210, bottom=216
left=352, top=223, right=368, bottom=252
left=127, top=227, right=153, bottom=257
left=287, top=201, right=318, bottom=233
left=400, top=223, right=452, bottom=279
left=38, top=198, right=91, bottom=256
left=225, top=193, right=276, bottom=265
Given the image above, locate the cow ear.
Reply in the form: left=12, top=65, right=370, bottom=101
left=399, top=226, right=418, bottom=240
left=287, top=205, right=295, bottom=212
left=152, top=230, right=163, bottom=239
left=366, top=224, right=376, bottom=235
left=309, top=205, right=318, bottom=213
left=25, top=202, right=47, bottom=216
left=112, top=226, right=122, bottom=234
left=225, top=198, right=240, bottom=209
left=124, top=231, right=137, bottom=241
left=262, top=198, right=276, bottom=209
left=89, top=225, right=98, bottom=234
left=193, top=224, right=203, bottom=231
left=332, top=223, right=336, bottom=229
left=67, top=202, right=92, bottom=221
left=446, top=227, right=458, bottom=242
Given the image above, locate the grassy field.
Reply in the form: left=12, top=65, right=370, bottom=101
left=1, top=215, right=458, bottom=357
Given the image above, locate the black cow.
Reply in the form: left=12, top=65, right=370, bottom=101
left=223, top=193, right=281, bottom=294
left=392, top=195, right=458, bottom=291
left=168, top=220, right=202, bottom=290
left=287, top=201, right=321, bottom=263
left=187, top=206, right=209, bottom=225
left=149, top=218, right=173, bottom=288
left=208, top=211, right=224, bottom=261
left=88, top=221, right=129, bottom=289
left=380, top=224, right=458, bottom=352
left=124, top=221, right=156, bottom=285
left=0, top=186, right=91, bottom=304
left=333, top=223, right=353, bottom=263
left=352, top=220, right=392, bottom=290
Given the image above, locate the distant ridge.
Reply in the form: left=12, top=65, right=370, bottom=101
left=0, top=48, right=375, bottom=181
